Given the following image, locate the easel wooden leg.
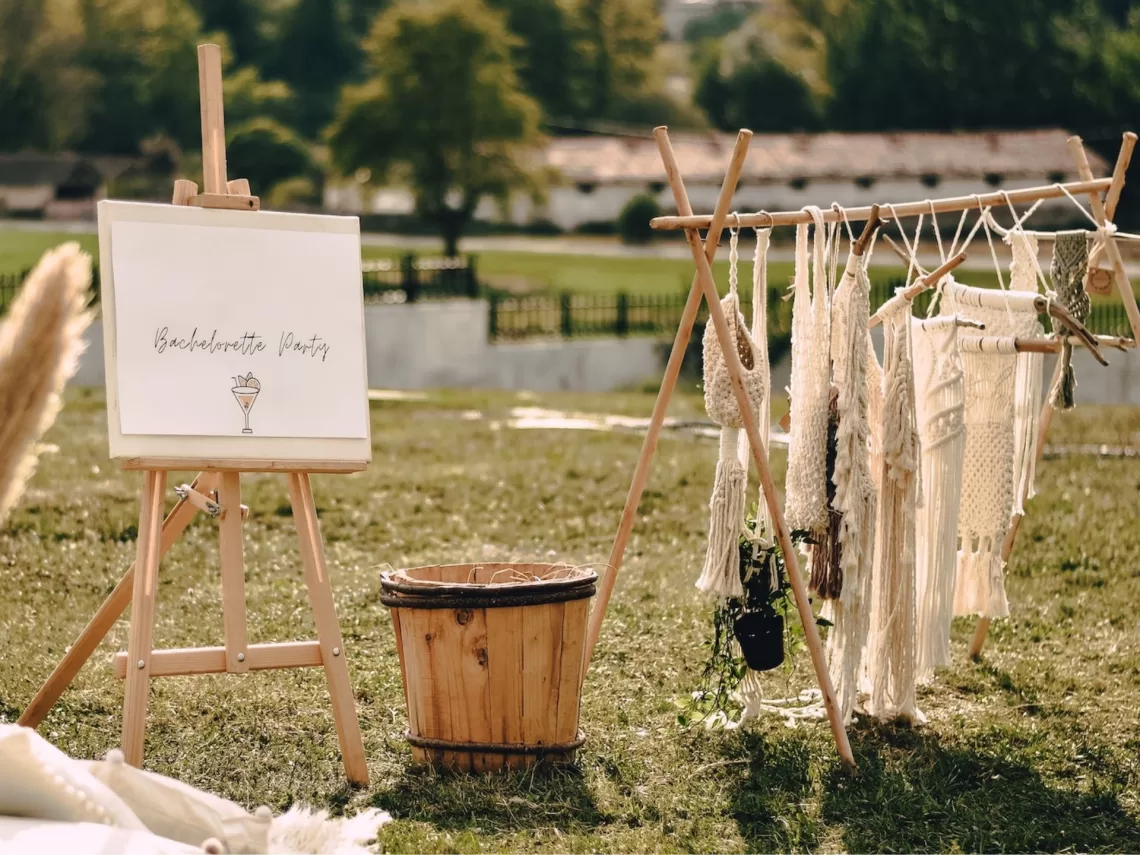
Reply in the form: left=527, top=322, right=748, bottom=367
left=583, top=129, right=753, bottom=672
left=121, top=470, right=167, bottom=767
left=217, top=472, right=249, bottom=673
left=19, top=472, right=216, bottom=729
left=288, top=473, right=369, bottom=785
left=655, top=127, right=856, bottom=770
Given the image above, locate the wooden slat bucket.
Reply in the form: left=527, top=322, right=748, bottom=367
left=380, top=563, right=597, bottom=772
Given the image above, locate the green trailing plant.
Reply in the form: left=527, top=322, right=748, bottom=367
left=676, top=506, right=831, bottom=728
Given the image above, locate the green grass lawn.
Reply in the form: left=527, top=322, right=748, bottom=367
left=3, top=389, right=1139, bottom=852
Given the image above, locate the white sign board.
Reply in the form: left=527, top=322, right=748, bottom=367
left=98, top=201, right=371, bottom=468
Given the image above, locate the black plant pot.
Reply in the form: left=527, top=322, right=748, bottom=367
left=733, top=609, right=784, bottom=672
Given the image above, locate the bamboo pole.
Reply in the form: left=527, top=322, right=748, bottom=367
left=651, top=178, right=1113, bottom=231
left=655, top=127, right=856, bottom=770
left=970, top=132, right=1135, bottom=659
left=583, top=130, right=754, bottom=672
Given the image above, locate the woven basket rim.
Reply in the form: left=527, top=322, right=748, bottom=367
left=381, top=562, right=598, bottom=593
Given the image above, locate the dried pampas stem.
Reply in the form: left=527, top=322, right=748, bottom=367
left=0, top=243, right=93, bottom=525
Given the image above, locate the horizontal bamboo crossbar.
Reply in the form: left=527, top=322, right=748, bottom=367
left=650, top=178, right=1113, bottom=231
left=113, top=641, right=322, bottom=678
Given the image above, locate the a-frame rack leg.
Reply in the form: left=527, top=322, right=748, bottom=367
left=969, top=131, right=1138, bottom=659
left=582, top=125, right=854, bottom=770
left=583, top=129, right=753, bottom=671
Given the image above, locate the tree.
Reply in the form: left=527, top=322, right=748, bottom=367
left=329, top=0, right=542, bottom=256
left=224, top=66, right=298, bottom=128
left=693, top=8, right=827, bottom=131
left=189, top=0, right=263, bottom=66
left=0, top=0, right=92, bottom=151
left=486, top=0, right=577, bottom=119
left=75, top=0, right=205, bottom=154
left=266, top=0, right=357, bottom=136
left=824, top=0, right=1140, bottom=132
left=569, top=0, right=660, bottom=117
left=227, top=118, right=314, bottom=197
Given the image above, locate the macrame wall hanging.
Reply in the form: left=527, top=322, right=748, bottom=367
left=1008, top=231, right=1047, bottom=514
left=910, top=315, right=965, bottom=683
left=942, top=280, right=1041, bottom=619
left=1049, top=231, right=1091, bottom=410
left=784, top=208, right=832, bottom=544
left=696, top=226, right=768, bottom=600
left=820, top=240, right=878, bottom=723
left=862, top=215, right=923, bottom=725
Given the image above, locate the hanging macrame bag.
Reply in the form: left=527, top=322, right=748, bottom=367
left=696, top=229, right=768, bottom=600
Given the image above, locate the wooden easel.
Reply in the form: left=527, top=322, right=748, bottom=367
left=626, top=128, right=1138, bottom=671
left=19, top=44, right=369, bottom=786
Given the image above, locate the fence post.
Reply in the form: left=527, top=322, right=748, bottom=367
left=402, top=253, right=419, bottom=303
left=616, top=291, right=629, bottom=337
left=560, top=292, right=573, bottom=337
left=465, top=254, right=478, bottom=298
left=488, top=292, right=499, bottom=341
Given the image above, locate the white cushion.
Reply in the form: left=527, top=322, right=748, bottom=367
left=0, top=725, right=144, bottom=829
left=85, top=751, right=270, bottom=854
left=0, top=816, right=200, bottom=854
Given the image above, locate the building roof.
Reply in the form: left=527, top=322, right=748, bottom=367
left=544, top=129, right=1110, bottom=185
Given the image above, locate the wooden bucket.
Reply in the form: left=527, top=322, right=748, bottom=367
left=380, top=563, right=597, bottom=772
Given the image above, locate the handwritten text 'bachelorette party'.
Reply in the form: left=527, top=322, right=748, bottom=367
left=153, top=327, right=331, bottom=362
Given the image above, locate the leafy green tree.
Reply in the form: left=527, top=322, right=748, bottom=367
left=227, top=117, right=314, bottom=197
left=569, top=0, right=660, bottom=118
left=189, top=0, right=263, bottom=66
left=224, top=66, right=298, bottom=128
left=487, top=0, right=577, bottom=119
left=0, top=0, right=92, bottom=151
left=693, top=9, right=826, bottom=131
left=825, top=0, right=1140, bottom=131
left=329, top=0, right=542, bottom=255
left=266, top=0, right=357, bottom=136
left=617, top=194, right=659, bottom=244
left=76, top=0, right=205, bottom=154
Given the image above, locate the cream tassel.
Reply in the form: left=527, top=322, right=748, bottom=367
left=697, top=428, right=746, bottom=600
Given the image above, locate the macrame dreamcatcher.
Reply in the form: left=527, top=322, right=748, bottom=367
left=1049, top=230, right=1091, bottom=410
left=942, top=279, right=1041, bottom=619
left=910, top=315, right=965, bottom=683
left=696, top=226, right=768, bottom=600
left=822, top=244, right=878, bottom=722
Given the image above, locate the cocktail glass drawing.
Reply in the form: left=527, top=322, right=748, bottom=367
left=231, top=373, right=261, bottom=434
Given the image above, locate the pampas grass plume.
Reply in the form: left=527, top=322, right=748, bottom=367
left=0, top=242, right=94, bottom=525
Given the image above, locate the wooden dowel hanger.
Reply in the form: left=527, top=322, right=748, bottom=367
left=651, top=178, right=1113, bottom=231
left=867, top=246, right=968, bottom=329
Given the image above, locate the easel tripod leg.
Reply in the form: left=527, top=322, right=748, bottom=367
left=121, top=470, right=167, bottom=767
left=19, top=472, right=215, bottom=729
left=288, top=473, right=369, bottom=786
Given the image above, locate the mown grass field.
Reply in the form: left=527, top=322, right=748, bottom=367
left=2, top=389, right=1139, bottom=853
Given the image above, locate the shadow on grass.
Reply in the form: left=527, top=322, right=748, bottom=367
left=723, top=723, right=1140, bottom=853
left=370, top=760, right=607, bottom=839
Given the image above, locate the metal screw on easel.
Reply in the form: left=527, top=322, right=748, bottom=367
left=237, top=653, right=245, bottom=662
left=332, top=647, right=341, bottom=657
left=136, top=659, right=145, bottom=669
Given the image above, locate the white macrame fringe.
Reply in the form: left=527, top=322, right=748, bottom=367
left=1009, top=232, right=1044, bottom=513
left=697, top=427, right=746, bottom=600
left=911, top=316, right=965, bottom=683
